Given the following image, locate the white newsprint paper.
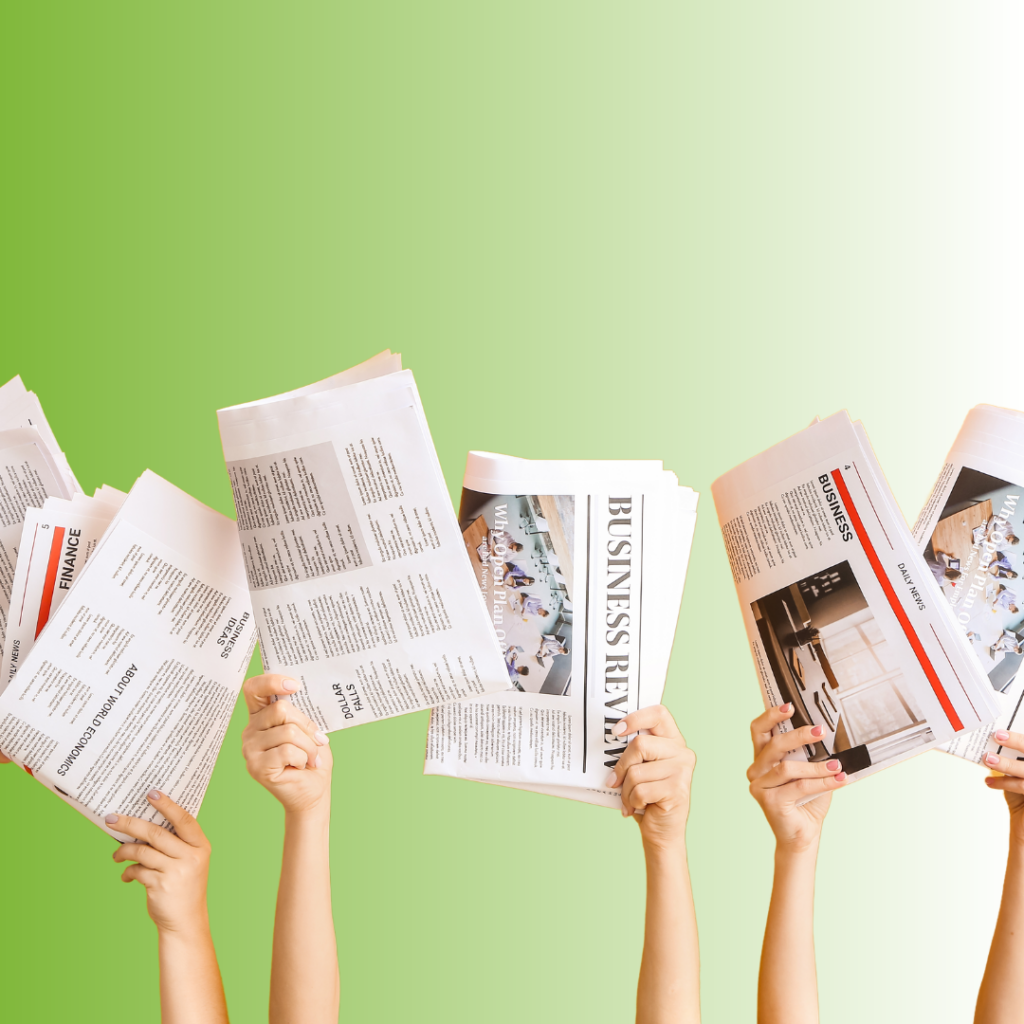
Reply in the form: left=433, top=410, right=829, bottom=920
left=2, top=488, right=126, bottom=691
left=912, top=405, right=1024, bottom=765
left=423, top=452, right=698, bottom=808
left=217, top=352, right=509, bottom=734
left=0, top=427, right=79, bottom=649
left=0, top=471, right=257, bottom=842
left=712, top=411, right=997, bottom=786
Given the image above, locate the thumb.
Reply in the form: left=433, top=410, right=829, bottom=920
left=243, top=673, right=301, bottom=714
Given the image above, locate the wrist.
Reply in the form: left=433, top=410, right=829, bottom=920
left=156, top=912, right=212, bottom=942
left=642, top=832, right=689, bottom=865
left=775, top=837, right=820, bottom=865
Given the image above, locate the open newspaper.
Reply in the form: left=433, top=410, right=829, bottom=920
left=912, top=405, right=1024, bottom=764
left=217, top=352, right=509, bottom=734
left=2, top=486, right=127, bottom=690
left=0, top=376, right=82, bottom=649
left=712, top=412, right=997, bottom=784
left=423, top=452, right=698, bottom=807
left=0, top=471, right=257, bottom=841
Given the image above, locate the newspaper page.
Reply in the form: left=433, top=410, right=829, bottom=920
left=217, top=354, right=509, bottom=734
left=0, top=471, right=256, bottom=841
left=0, top=375, right=83, bottom=495
left=423, top=452, right=698, bottom=808
left=2, top=488, right=126, bottom=691
left=911, top=405, right=1024, bottom=764
left=712, top=411, right=997, bottom=785
left=0, top=427, right=78, bottom=649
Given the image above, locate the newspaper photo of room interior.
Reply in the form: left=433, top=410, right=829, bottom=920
left=923, top=466, right=1024, bottom=694
left=459, top=489, right=575, bottom=696
left=751, top=560, right=936, bottom=776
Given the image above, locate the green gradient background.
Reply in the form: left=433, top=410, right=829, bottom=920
left=1, top=4, right=1020, bottom=1021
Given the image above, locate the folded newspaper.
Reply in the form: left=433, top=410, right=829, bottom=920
left=712, top=411, right=997, bottom=784
left=423, top=451, right=698, bottom=807
left=0, top=375, right=83, bottom=649
left=216, top=351, right=509, bottom=734
left=0, top=471, right=257, bottom=841
left=912, top=405, right=1024, bottom=764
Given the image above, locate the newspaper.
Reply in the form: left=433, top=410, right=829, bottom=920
left=0, top=471, right=257, bottom=841
left=216, top=352, right=509, bottom=734
left=1, top=487, right=127, bottom=691
left=912, top=405, right=1024, bottom=764
left=0, top=428, right=79, bottom=649
left=712, top=411, right=997, bottom=784
left=423, top=452, right=698, bottom=807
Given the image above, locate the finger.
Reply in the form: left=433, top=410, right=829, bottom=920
left=994, top=729, right=1024, bottom=757
left=251, top=744, right=319, bottom=780
left=625, top=779, right=677, bottom=815
left=113, top=843, right=169, bottom=871
left=621, top=759, right=675, bottom=812
left=610, top=705, right=682, bottom=744
left=982, top=751, right=1024, bottom=778
left=144, top=790, right=207, bottom=847
left=752, top=757, right=845, bottom=792
left=120, top=864, right=160, bottom=887
left=103, top=811, right=182, bottom=855
left=245, top=721, right=321, bottom=766
left=984, top=775, right=1024, bottom=794
left=247, top=699, right=329, bottom=749
left=750, top=703, right=796, bottom=757
left=0, top=752, right=11, bottom=764
left=747, top=724, right=827, bottom=781
left=243, top=673, right=302, bottom=714
left=789, top=772, right=848, bottom=800
left=605, top=734, right=682, bottom=788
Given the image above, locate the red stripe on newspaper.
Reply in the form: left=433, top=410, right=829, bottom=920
left=35, top=526, right=65, bottom=639
left=831, top=468, right=963, bottom=732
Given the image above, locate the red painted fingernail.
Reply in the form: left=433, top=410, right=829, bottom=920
left=995, top=730, right=1010, bottom=742
left=826, top=760, right=840, bottom=771
left=986, top=753, right=1001, bottom=766
left=780, top=703, right=792, bottom=714
left=834, top=772, right=847, bottom=782
left=811, top=725, right=823, bottom=737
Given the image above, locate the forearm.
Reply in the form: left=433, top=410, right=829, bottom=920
left=636, top=841, right=700, bottom=1024
left=158, top=920, right=230, bottom=1024
left=758, top=844, right=819, bottom=1024
left=270, top=807, right=339, bottom=1024
left=975, top=842, right=1024, bottom=1023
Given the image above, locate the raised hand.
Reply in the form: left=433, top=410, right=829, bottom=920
left=747, top=703, right=847, bottom=853
left=984, top=729, right=1024, bottom=846
left=241, top=674, right=332, bottom=814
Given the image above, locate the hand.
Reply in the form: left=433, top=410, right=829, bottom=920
left=983, top=729, right=1024, bottom=846
left=106, top=791, right=213, bottom=934
left=605, top=705, right=695, bottom=852
left=242, top=674, right=332, bottom=815
left=748, top=704, right=847, bottom=854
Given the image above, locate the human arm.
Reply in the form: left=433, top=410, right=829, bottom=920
left=747, top=704, right=847, bottom=1024
left=241, top=674, right=338, bottom=1024
left=106, top=791, right=229, bottom=1024
left=605, top=704, right=699, bottom=1024
left=974, top=729, right=1024, bottom=1023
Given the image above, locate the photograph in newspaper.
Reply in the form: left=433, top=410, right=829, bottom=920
left=460, top=489, right=573, bottom=697
left=921, top=468, right=1023, bottom=694
left=752, top=561, right=932, bottom=775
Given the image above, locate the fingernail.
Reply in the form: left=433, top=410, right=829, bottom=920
left=605, top=772, right=618, bottom=788
left=826, top=760, right=840, bottom=771
left=315, top=731, right=329, bottom=746
left=986, top=753, right=1001, bottom=766
left=834, top=772, right=847, bottom=782
left=146, top=789, right=162, bottom=801
left=996, top=730, right=1010, bottom=742
left=281, top=678, right=298, bottom=692
left=780, top=703, right=792, bottom=714
left=613, top=721, right=628, bottom=737
left=315, top=755, right=322, bottom=769
left=811, top=725, right=823, bottom=737
left=621, top=807, right=631, bottom=817
left=104, top=813, right=119, bottom=825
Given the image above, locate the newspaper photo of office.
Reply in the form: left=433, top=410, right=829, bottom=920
left=459, top=488, right=574, bottom=696
left=751, top=560, right=935, bottom=775
left=923, top=466, right=1024, bottom=693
